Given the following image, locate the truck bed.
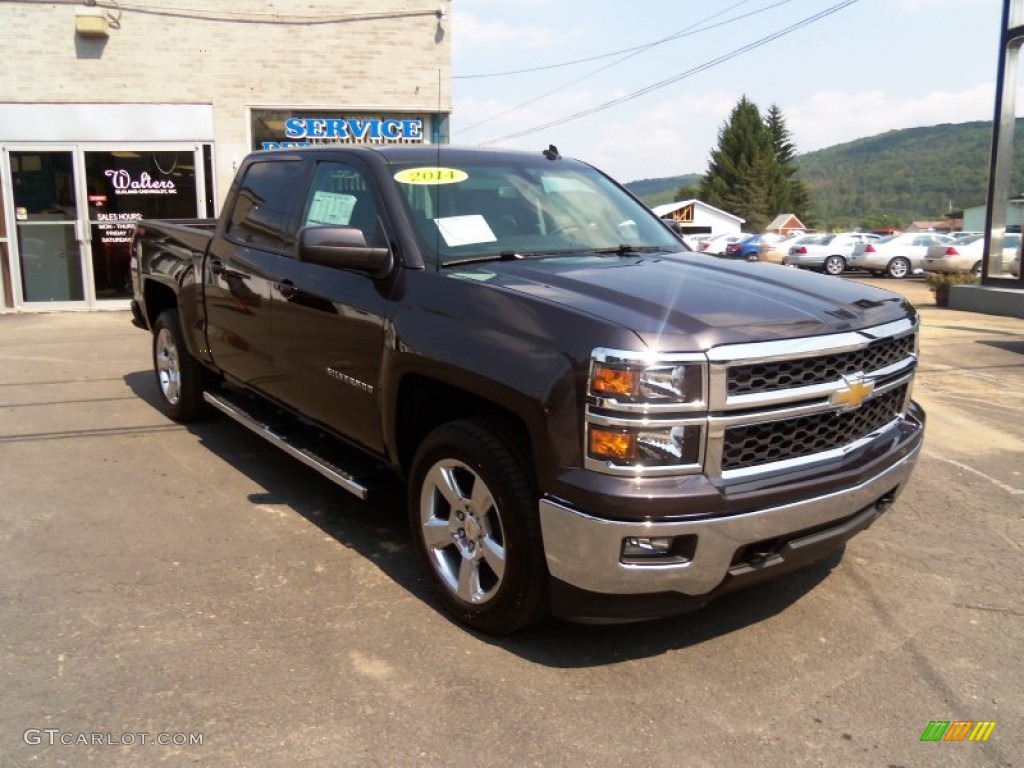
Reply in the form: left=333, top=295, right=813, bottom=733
left=137, top=218, right=218, bottom=254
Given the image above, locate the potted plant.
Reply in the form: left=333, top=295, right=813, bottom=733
left=926, top=272, right=978, bottom=307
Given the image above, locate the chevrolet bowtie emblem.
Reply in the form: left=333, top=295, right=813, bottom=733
left=831, top=374, right=875, bottom=410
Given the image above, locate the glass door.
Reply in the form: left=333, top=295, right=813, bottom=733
left=83, top=147, right=203, bottom=302
left=9, top=150, right=88, bottom=304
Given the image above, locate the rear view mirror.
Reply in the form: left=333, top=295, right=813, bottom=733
left=298, top=226, right=393, bottom=278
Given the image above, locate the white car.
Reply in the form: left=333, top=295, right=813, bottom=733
left=681, top=233, right=712, bottom=251
left=848, top=232, right=955, bottom=279
left=1010, top=249, right=1020, bottom=277
left=699, top=232, right=745, bottom=256
left=923, top=233, right=1021, bottom=277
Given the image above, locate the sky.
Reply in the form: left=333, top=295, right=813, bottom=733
left=450, top=0, right=1004, bottom=183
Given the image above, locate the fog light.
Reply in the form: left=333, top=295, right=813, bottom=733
left=622, top=536, right=674, bottom=558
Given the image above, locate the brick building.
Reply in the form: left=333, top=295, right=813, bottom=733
left=0, top=0, right=451, bottom=311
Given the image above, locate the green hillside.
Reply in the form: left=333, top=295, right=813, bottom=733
left=625, top=174, right=700, bottom=207
left=795, top=120, right=1024, bottom=229
left=627, top=120, right=1024, bottom=229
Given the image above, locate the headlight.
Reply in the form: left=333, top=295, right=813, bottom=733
left=585, top=349, right=707, bottom=475
left=589, top=358, right=704, bottom=407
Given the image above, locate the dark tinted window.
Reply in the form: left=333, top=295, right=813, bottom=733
left=226, top=160, right=301, bottom=250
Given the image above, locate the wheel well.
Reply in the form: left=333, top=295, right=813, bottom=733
left=142, top=279, right=178, bottom=328
left=394, top=374, right=534, bottom=478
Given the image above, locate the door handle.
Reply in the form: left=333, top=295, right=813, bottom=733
left=276, top=279, right=298, bottom=299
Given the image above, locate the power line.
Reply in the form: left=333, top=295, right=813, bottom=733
left=0, top=0, right=441, bottom=25
left=454, top=0, right=789, bottom=80
left=458, top=0, right=794, bottom=135
left=478, top=0, right=859, bottom=146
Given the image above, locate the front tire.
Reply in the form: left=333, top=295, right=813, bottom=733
left=152, top=309, right=205, bottom=422
left=409, top=420, right=548, bottom=634
left=886, top=257, right=911, bottom=279
left=824, top=255, right=846, bottom=276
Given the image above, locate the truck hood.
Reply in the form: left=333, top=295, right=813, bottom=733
left=451, top=253, right=914, bottom=350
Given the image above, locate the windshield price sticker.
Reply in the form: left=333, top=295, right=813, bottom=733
left=394, top=168, right=468, bottom=185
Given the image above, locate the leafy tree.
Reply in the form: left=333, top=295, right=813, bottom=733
left=675, top=183, right=701, bottom=201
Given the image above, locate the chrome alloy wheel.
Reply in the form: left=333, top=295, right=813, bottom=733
left=888, top=257, right=910, bottom=279
left=419, top=459, right=507, bottom=605
left=154, top=327, right=182, bottom=405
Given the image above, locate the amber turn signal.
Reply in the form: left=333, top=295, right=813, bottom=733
left=589, top=427, right=637, bottom=462
left=591, top=364, right=639, bottom=397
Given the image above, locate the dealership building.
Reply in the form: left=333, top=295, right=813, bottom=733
left=0, top=1, right=451, bottom=312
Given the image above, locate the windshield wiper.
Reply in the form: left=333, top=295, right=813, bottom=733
left=591, top=245, right=672, bottom=255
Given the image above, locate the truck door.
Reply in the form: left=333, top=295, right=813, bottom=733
left=268, top=157, right=392, bottom=454
left=204, top=158, right=302, bottom=388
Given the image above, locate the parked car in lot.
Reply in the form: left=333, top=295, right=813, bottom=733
left=721, top=232, right=793, bottom=262
left=681, top=233, right=712, bottom=251
left=758, top=233, right=802, bottom=264
left=700, top=232, right=745, bottom=256
left=922, top=233, right=1021, bottom=276
left=848, top=232, right=955, bottom=278
left=1011, top=248, right=1021, bottom=277
left=783, top=232, right=879, bottom=275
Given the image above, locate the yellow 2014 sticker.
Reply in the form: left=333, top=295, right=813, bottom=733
left=394, top=167, right=468, bottom=185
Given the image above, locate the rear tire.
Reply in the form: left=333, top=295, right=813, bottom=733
left=971, top=261, right=983, bottom=278
left=409, top=420, right=548, bottom=635
left=824, top=255, right=846, bottom=276
left=886, top=257, right=911, bottom=279
left=152, top=309, right=205, bottom=422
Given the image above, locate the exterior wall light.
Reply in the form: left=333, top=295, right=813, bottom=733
left=75, top=7, right=110, bottom=38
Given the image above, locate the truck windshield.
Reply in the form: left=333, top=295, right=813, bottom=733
left=386, top=157, right=684, bottom=266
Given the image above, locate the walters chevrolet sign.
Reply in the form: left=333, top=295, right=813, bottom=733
left=104, top=169, right=176, bottom=195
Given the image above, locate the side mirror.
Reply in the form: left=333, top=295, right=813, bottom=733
left=298, top=226, right=393, bottom=278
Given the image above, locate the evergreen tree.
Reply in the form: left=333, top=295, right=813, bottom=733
left=765, top=103, right=811, bottom=221
left=697, top=97, right=810, bottom=231
left=698, top=96, right=775, bottom=231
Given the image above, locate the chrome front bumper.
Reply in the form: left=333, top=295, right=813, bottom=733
left=538, top=443, right=921, bottom=597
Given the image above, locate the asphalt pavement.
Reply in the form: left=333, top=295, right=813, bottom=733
left=0, top=277, right=1021, bottom=767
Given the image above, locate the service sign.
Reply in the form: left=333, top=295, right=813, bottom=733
left=253, top=110, right=426, bottom=150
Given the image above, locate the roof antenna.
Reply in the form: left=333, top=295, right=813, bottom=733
left=542, top=144, right=561, bottom=161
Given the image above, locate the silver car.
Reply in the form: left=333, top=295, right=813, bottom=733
left=848, top=232, right=955, bottom=278
left=783, top=232, right=879, bottom=275
left=923, top=233, right=1020, bottom=277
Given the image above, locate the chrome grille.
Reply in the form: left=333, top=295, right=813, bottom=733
left=705, top=318, right=918, bottom=480
left=727, top=334, right=915, bottom=396
left=721, top=385, right=908, bottom=471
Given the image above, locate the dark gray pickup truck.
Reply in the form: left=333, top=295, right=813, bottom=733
left=130, top=145, right=925, bottom=633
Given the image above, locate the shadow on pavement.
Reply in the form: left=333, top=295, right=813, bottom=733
left=124, top=369, right=845, bottom=667
left=977, top=339, right=1024, bottom=355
